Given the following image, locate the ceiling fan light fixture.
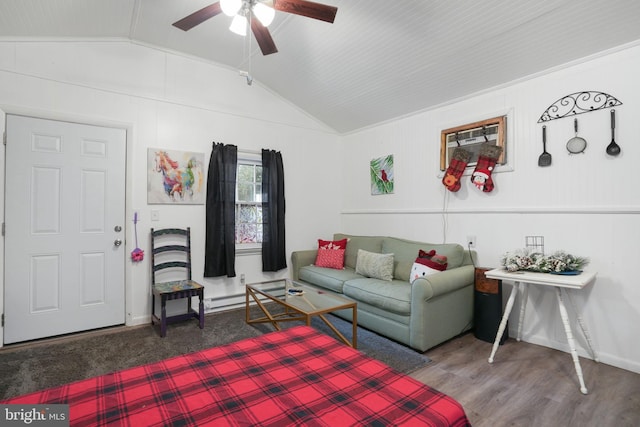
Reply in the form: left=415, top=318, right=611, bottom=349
left=172, top=0, right=337, bottom=55
left=220, top=0, right=242, bottom=17
left=253, top=2, right=275, bottom=27
left=229, top=13, right=248, bottom=36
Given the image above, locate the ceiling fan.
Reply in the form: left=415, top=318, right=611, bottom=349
left=173, top=0, right=338, bottom=56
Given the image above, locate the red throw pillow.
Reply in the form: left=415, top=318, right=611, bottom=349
left=318, top=238, right=348, bottom=250
left=315, top=248, right=346, bottom=269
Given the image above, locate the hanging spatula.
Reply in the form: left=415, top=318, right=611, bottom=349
left=538, top=125, right=552, bottom=166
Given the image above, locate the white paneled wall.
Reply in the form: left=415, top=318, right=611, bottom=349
left=0, top=40, right=341, bottom=343
left=340, top=44, right=640, bottom=373
left=0, top=37, right=638, bottom=376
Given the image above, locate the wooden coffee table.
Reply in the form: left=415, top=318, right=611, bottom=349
left=245, top=279, right=358, bottom=348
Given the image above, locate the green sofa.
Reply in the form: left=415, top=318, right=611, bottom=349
left=291, top=233, right=475, bottom=352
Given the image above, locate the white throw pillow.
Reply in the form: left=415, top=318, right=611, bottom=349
left=355, top=249, right=394, bottom=281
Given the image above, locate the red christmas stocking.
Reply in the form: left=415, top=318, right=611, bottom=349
left=471, top=145, right=503, bottom=192
left=442, top=147, right=472, bottom=192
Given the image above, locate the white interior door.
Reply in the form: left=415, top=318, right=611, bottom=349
left=4, top=115, right=126, bottom=344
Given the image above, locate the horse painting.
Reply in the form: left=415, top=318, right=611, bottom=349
left=149, top=149, right=204, bottom=204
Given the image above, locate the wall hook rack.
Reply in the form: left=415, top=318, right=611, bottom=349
left=537, top=91, right=622, bottom=123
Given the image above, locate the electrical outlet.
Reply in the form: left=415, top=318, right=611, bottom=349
left=467, top=235, right=476, bottom=248
left=240, top=274, right=246, bottom=285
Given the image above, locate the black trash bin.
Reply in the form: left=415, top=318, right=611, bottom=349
left=474, top=267, right=507, bottom=344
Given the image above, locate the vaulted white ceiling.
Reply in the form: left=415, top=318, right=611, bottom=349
left=1, top=0, right=639, bottom=133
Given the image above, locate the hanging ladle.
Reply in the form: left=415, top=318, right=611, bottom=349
left=606, top=109, right=621, bottom=156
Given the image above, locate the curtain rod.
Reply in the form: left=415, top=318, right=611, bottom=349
left=238, top=148, right=261, bottom=155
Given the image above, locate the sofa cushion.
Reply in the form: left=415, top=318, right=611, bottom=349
left=355, top=249, right=394, bottom=281
left=333, top=234, right=383, bottom=270
left=298, top=265, right=363, bottom=293
left=343, top=278, right=411, bottom=316
left=393, top=260, right=412, bottom=282
left=382, top=238, right=465, bottom=280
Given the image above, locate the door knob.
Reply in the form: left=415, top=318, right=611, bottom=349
left=114, top=239, right=122, bottom=247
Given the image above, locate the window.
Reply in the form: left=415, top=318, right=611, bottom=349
left=440, top=115, right=507, bottom=171
left=235, top=158, right=263, bottom=246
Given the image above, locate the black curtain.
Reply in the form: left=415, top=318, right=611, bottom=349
left=261, top=149, right=286, bottom=271
left=204, top=142, right=237, bottom=277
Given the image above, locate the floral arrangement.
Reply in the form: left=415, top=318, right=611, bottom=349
left=501, top=248, right=589, bottom=273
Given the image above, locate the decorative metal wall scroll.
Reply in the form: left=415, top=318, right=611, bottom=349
left=537, top=91, right=622, bottom=123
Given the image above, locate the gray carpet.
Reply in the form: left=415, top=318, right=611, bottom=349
left=0, top=307, right=430, bottom=400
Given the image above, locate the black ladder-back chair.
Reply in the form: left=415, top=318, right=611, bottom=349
left=151, top=227, right=204, bottom=337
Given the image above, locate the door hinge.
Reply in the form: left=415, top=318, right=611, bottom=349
left=3, top=131, right=5, bottom=145
left=1, top=223, right=4, bottom=237
left=1, top=313, right=4, bottom=327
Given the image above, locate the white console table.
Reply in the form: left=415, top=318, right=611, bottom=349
left=484, top=268, right=598, bottom=394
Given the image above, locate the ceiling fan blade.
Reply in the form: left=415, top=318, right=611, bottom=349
left=251, top=19, right=278, bottom=55
left=274, top=0, right=337, bottom=23
left=173, top=2, right=223, bottom=31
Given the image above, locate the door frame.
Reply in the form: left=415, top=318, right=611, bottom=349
left=0, top=105, right=135, bottom=348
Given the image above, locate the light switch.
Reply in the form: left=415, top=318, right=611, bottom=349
left=151, top=210, right=160, bottom=221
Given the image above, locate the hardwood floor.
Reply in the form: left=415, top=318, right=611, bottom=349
left=3, top=321, right=638, bottom=426
left=409, top=333, right=640, bottom=427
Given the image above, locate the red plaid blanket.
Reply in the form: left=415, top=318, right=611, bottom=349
left=4, top=326, right=471, bottom=426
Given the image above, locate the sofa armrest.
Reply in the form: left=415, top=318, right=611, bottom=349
left=409, top=264, right=475, bottom=351
left=291, top=250, right=318, bottom=280
left=412, top=264, right=475, bottom=301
